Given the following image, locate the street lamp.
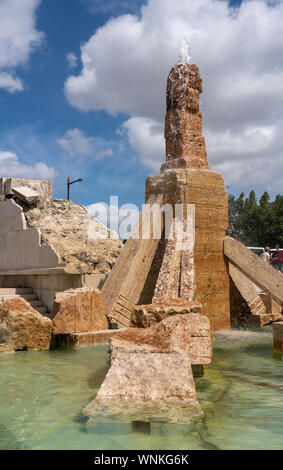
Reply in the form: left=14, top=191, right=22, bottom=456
left=67, top=177, right=83, bottom=200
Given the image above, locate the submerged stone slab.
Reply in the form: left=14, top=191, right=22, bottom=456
left=52, top=287, right=108, bottom=335
left=84, top=352, right=203, bottom=424
left=109, top=313, right=212, bottom=365
left=273, top=321, right=283, bottom=354
left=0, top=298, right=52, bottom=353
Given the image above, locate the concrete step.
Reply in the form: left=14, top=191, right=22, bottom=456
left=22, top=294, right=38, bottom=301
left=0, top=288, right=33, bottom=295
left=29, top=299, right=42, bottom=307
left=36, top=306, right=48, bottom=315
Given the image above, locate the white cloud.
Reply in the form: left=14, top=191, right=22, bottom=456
left=66, top=52, right=78, bottom=69
left=65, top=0, right=283, bottom=193
left=95, top=148, right=113, bottom=160
left=0, top=150, right=57, bottom=179
left=57, top=128, right=118, bottom=161
left=122, top=117, right=164, bottom=173
left=0, top=0, right=43, bottom=93
left=57, top=128, right=94, bottom=157
left=0, top=72, right=23, bottom=93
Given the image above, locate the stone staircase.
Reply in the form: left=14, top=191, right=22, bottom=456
left=0, top=287, right=49, bottom=316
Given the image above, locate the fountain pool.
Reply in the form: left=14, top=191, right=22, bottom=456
left=0, top=329, right=282, bottom=450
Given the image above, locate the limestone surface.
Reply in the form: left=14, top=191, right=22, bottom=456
left=224, top=237, right=283, bottom=308
left=0, top=298, right=52, bottom=353
left=101, top=193, right=164, bottom=328
left=109, top=313, right=212, bottom=365
left=146, top=169, right=230, bottom=331
left=97, top=352, right=199, bottom=401
left=0, top=178, right=123, bottom=275
left=161, top=63, right=210, bottom=172
left=132, top=299, right=202, bottom=327
left=25, top=199, right=123, bottom=275
left=51, top=287, right=108, bottom=334
left=84, top=352, right=203, bottom=424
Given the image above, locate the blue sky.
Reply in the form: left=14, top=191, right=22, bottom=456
left=0, top=0, right=283, bottom=213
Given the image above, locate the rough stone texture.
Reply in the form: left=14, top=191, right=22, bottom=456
left=25, top=199, right=122, bottom=275
left=152, top=227, right=182, bottom=302
left=161, top=63, right=210, bottom=172
left=152, top=215, right=195, bottom=304
left=109, top=313, right=212, bottom=365
left=229, top=261, right=283, bottom=327
left=229, top=263, right=266, bottom=314
left=259, top=292, right=282, bottom=315
left=146, top=169, right=230, bottom=332
left=101, top=194, right=164, bottom=328
left=273, top=322, right=283, bottom=354
left=84, top=353, right=203, bottom=424
left=51, top=287, right=108, bottom=334
left=0, top=178, right=123, bottom=276
left=97, top=352, right=200, bottom=401
left=0, top=298, right=52, bottom=353
left=132, top=299, right=202, bottom=328
left=0, top=177, right=52, bottom=201
left=224, top=237, right=283, bottom=308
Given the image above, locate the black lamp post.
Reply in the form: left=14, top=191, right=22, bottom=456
left=67, top=177, right=83, bottom=200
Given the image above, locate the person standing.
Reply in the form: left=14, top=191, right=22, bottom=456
left=261, top=247, right=271, bottom=263
left=272, top=245, right=283, bottom=272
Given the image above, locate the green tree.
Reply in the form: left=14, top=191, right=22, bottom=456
left=228, top=191, right=283, bottom=247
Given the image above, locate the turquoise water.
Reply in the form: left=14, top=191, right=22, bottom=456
left=0, top=330, right=282, bottom=450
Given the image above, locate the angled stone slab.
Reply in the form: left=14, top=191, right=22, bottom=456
left=12, top=186, right=40, bottom=204
left=225, top=237, right=283, bottom=307
left=101, top=193, right=164, bottom=328
left=84, top=352, right=203, bottom=424
left=229, top=262, right=266, bottom=316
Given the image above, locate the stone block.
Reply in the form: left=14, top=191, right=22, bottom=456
left=84, top=353, right=203, bottom=424
left=51, top=287, right=108, bottom=334
left=132, top=299, right=202, bottom=327
left=109, top=312, right=212, bottom=365
left=12, top=186, right=40, bottom=204
left=0, top=298, right=52, bottom=353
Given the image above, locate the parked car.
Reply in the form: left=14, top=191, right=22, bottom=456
left=248, top=246, right=283, bottom=259
left=248, top=247, right=264, bottom=257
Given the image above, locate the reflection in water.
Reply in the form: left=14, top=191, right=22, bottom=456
left=0, top=331, right=282, bottom=450
left=132, top=421, right=151, bottom=434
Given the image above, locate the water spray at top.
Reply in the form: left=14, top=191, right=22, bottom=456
left=177, top=38, right=191, bottom=64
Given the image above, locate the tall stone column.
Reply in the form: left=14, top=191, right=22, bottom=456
left=161, top=63, right=210, bottom=172
left=146, top=62, right=230, bottom=331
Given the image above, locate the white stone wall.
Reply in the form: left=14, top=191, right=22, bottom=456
left=2, top=272, right=108, bottom=310
left=0, top=199, right=61, bottom=272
